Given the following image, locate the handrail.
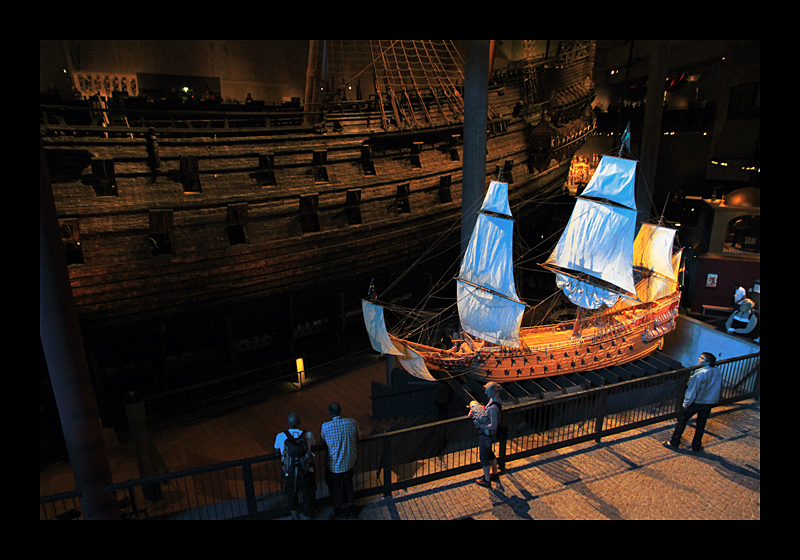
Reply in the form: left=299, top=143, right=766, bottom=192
left=40, top=351, right=759, bottom=520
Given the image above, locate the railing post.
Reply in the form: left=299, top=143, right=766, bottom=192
left=242, top=460, right=257, bottom=518
left=752, top=361, right=760, bottom=401
left=674, top=370, right=692, bottom=413
left=382, top=433, right=393, bottom=497
left=498, top=409, right=509, bottom=470
left=594, top=388, right=608, bottom=442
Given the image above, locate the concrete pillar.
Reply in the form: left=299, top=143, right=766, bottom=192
left=461, top=40, right=490, bottom=255
left=40, top=141, right=118, bottom=519
left=637, top=40, right=671, bottom=226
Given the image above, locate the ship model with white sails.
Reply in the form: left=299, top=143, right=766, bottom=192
left=363, top=148, right=682, bottom=383
left=40, top=40, right=597, bottom=417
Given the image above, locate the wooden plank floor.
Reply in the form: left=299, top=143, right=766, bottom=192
left=40, top=357, right=390, bottom=496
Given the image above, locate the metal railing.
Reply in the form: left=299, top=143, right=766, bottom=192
left=41, top=352, right=759, bottom=520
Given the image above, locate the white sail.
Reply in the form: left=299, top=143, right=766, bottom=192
left=362, top=299, right=436, bottom=381
left=391, top=338, right=437, bottom=381
left=545, top=197, right=638, bottom=308
left=633, top=223, right=676, bottom=281
left=362, top=300, right=402, bottom=356
left=612, top=225, right=680, bottom=309
left=554, top=272, right=624, bottom=309
left=631, top=223, right=678, bottom=303
left=672, top=248, right=683, bottom=283
left=457, top=281, right=525, bottom=346
left=580, top=155, right=637, bottom=210
left=544, top=155, right=639, bottom=309
left=480, top=178, right=513, bottom=216
left=457, top=181, right=525, bottom=347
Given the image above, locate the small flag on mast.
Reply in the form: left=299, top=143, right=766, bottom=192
left=620, top=122, right=631, bottom=155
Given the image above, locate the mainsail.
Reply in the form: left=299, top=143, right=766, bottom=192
left=456, top=180, right=525, bottom=347
left=544, top=155, right=639, bottom=309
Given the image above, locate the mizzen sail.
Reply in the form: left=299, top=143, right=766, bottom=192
left=631, top=222, right=678, bottom=303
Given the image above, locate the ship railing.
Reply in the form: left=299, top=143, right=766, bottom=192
left=39, top=99, right=458, bottom=139
left=41, top=352, right=758, bottom=520
left=528, top=293, right=680, bottom=346
left=40, top=100, right=317, bottom=138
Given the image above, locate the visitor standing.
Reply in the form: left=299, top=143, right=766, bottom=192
left=664, top=352, right=723, bottom=452
left=475, top=382, right=503, bottom=487
left=274, top=412, right=316, bottom=520
left=321, top=402, right=361, bottom=518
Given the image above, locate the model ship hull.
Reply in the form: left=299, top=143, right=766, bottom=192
left=396, top=292, right=680, bottom=382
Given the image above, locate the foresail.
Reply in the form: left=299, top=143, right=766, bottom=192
left=457, top=279, right=525, bottom=346
left=457, top=180, right=524, bottom=346
left=672, top=248, right=683, bottom=284
left=459, top=212, right=517, bottom=300
left=613, top=245, right=683, bottom=310
left=480, top=179, right=513, bottom=216
left=362, top=300, right=402, bottom=356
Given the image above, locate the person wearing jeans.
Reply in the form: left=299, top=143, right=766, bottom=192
left=664, top=352, right=723, bottom=452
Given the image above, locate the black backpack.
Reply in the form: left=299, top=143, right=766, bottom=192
left=282, top=430, right=309, bottom=478
left=487, top=401, right=508, bottom=440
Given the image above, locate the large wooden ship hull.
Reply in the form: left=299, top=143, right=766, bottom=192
left=40, top=40, right=597, bottom=419
left=43, top=126, right=579, bottom=328
left=396, top=292, right=680, bottom=382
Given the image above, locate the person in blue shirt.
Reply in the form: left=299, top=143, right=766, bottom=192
left=321, top=402, right=361, bottom=518
left=664, top=352, right=723, bottom=452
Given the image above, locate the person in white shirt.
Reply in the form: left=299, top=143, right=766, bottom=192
left=733, top=283, right=746, bottom=306
left=664, top=352, right=723, bottom=452
left=274, top=412, right=316, bottom=519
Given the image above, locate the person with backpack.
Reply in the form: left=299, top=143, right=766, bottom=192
left=274, top=412, right=317, bottom=520
left=475, top=382, right=503, bottom=487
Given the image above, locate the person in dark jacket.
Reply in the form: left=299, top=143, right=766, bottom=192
left=475, top=382, right=503, bottom=487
